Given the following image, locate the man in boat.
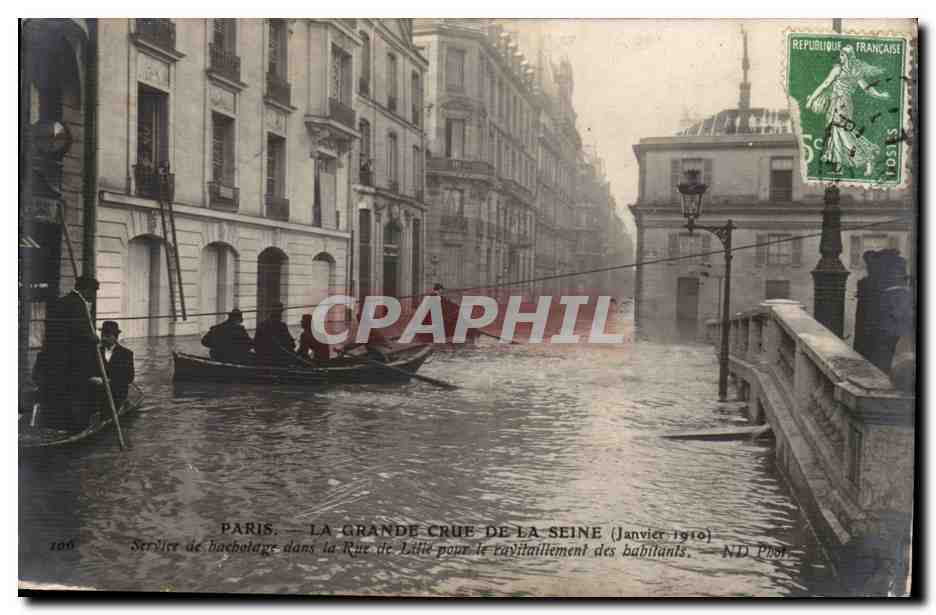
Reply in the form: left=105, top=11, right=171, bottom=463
left=202, top=308, right=254, bottom=364
left=33, top=275, right=102, bottom=431
left=95, top=320, right=135, bottom=409
left=253, top=302, right=296, bottom=366
left=341, top=304, right=393, bottom=361
left=297, top=313, right=332, bottom=363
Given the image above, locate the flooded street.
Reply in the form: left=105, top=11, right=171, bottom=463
left=19, top=313, right=842, bottom=596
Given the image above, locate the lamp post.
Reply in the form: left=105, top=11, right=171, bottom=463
left=678, top=169, right=735, bottom=401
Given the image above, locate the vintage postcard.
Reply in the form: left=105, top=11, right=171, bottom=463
left=17, top=18, right=917, bottom=598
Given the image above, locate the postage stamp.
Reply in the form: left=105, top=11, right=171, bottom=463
left=786, top=31, right=913, bottom=187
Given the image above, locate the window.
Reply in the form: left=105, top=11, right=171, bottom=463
left=266, top=133, right=285, bottom=197
left=770, top=157, right=794, bottom=202
left=445, top=118, right=465, bottom=159
left=359, top=31, right=371, bottom=94
left=359, top=209, right=372, bottom=296
left=444, top=188, right=464, bottom=217
left=331, top=45, right=351, bottom=104
left=268, top=20, right=287, bottom=77
left=137, top=85, right=168, bottom=171
left=765, top=280, right=791, bottom=300
left=488, top=127, right=495, bottom=165
left=413, top=146, right=421, bottom=196
left=446, top=48, right=465, bottom=90
left=213, top=18, right=236, bottom=52
left=387, top=53, right=398, bottom=110
left=766, top=233, right=792, bottom=265
left=412, top=218, right=421, bottom=296
left=411, top=72, right=421, bottom=125
left=313, top=158, right=322, bottom=226
left=358, top=119, right=371, bottom=182
left=387, top=132, right=398, bottom=184
left=211, top=113, right=235, bottom=185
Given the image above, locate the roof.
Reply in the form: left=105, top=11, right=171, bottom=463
left=676, top=107, right=793, bottom=137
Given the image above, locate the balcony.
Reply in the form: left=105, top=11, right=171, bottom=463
left=133, top=19, right=179, bottom=57
left=329, top=97, right=356, bottom=129
left=209, top=43, right=241, bottom=84
left=358, top=162, right=374, bottom=187
left=133, top=164, right=174, bottom=202
left=427, top=158, right=495, bottom=176
left=441, top=214, right=469, bottom=232
left=387, top=95, right=397, bottom=113
left=208, top=181, right=239, bottom=211
left=266, top=72, right=291, bottom=108
left=265, top=194, right=290, bottom=221
left=359, top=77, right=370, bottom=96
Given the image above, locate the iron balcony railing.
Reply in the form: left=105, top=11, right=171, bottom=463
left=135, top=19, right=177, bottom=54
left=209, top=43, right=241, bottom=83
left=265, top=193, right=290, bottom=221
left=266, top=71, right=291, bottom=107
left=208, top=181, right=239, bottom=211
left=441, top=214, right=469, bottom=232
left=427, top=158, right=494, bottom=176
left=134, top=164, right=175, bottom=202
left=329, top=97, right=356, bottom=129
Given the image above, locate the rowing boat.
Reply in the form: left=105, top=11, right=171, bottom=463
left=19, top=384, right=145, bottom=450
left=172, top=344, right=434, bottom=386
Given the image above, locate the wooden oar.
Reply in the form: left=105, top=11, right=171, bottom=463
left=475, top=328, right=521, bottom=345
left=336, top=346, right=459, bottom=390
left=60, top=202, right=126, bottom=450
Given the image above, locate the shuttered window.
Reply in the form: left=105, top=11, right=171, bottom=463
left=756, top=234, right=768, bottom=265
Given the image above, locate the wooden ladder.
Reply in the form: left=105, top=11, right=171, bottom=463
left=157, top=166, right=186, bottom=322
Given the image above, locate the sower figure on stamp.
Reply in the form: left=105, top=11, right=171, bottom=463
left=33, top=275, right=102, bottom=431
left=806, top=45, right=890, bottom=177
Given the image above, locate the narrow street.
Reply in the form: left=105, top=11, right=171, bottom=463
left=20, top=311, right=841, bottom=596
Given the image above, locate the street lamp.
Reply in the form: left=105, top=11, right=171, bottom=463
left=678, top=169, right=735, bottom=402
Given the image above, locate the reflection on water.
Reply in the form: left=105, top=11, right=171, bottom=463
left=19, top=315, right=843, bottom=596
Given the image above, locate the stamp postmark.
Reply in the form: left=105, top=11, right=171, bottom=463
left=785, top=31, right=912, bottom=188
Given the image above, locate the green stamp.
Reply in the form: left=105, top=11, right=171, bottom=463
left=786, top=32, right=910, bottom=187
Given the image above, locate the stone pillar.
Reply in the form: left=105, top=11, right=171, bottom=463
left=812, top=185, right=850, bottom=338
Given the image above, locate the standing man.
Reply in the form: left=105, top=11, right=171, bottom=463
left=97, top=321, right=135, bottom=409
left=253, top=302, right=295, bottom=366
left=34, top=275, right=101, bottom=430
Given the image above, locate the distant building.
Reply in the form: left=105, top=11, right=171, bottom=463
left=351, top=19, right=428, bottom=306
left=414, top=19, right=538, bottom=298
left=630, top=30, right=911, bottom=342
left=94, top=19, right=356, bottom=337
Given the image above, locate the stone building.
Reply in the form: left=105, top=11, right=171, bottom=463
left=350, top=19, right=428, bottom=307
left=414, top=19, right=538, bottom=298
left=19, top=19, right=97, bottom=396
left=94, top=18, right=357, bottom=337
left=630, top=34, right=911, bottom=342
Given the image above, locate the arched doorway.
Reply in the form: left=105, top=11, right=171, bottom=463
left=201, top=242, right=238, bottom=331
left=126, top=235, right=170, bottom=338
left=383, top=221, right=401, bottom=298
left=311, top=252, right=339, bottom=321
left=257, top=247, right=288, bottom=323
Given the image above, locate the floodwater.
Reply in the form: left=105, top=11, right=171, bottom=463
left=19, top=311, right=844, bottom=596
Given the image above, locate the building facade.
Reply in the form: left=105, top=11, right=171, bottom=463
left=414, top=19, right=538, bottom=298
left=630, top=35, right=911, bottom=342
left=94, top=18, right=358, bottom=337
left=351, top=19, right=428, bottom=308
left=19, top=19, right=97, bottom=399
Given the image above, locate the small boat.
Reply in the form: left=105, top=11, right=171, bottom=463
left=19, top=384, right=145, bottom=450
left=172, top=344, right=434, bottom=386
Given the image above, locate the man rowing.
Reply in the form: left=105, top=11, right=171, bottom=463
left=201, top=308, right=254, bottom=364
left=253, top=302, right=296, bottom=366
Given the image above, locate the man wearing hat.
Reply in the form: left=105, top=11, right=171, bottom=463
left=97, top=321, right=135, bottom=409
left=202, top=308, right=254, bottom=364
left=253, top=302, right=295, bottom=366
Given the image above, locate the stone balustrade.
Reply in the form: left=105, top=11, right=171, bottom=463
left=706, top=299, right=914, bottom=593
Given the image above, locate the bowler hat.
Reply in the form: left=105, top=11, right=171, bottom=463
left=228, top=308, right=243, bottom=321
left=101, top=320, right=121, bottom=335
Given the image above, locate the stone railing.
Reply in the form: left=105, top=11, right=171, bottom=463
left=707, top=299, right=914, bottom=593
left=427, top=157, right=495, bottom=176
